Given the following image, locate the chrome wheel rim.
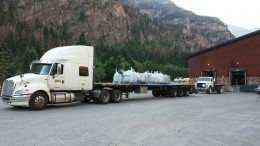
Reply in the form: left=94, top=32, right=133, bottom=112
left=34, top=96, right=45, bottom=108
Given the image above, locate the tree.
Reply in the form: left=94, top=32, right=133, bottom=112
left=93, top=61, right=106, bottom=82
left=103, top=56, right=131, bottom=82
left=78, top=11, right=86, bottom=22
left=77, top=32, right=89, bottom=45
left=0, top=45, right=13, bottom=83
left=22, top=47, right=39, bottom=73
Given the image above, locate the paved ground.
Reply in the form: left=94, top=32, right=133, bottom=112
left=0, top=92, right=260, bottom=146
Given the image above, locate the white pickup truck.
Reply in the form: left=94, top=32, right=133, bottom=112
left=195, top=77, right=224, bottom=94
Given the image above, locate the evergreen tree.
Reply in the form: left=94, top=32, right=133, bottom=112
left=22, top=47, right=39, bottom=73
left=77, top=33, right=87, bottom=45
left=0, top=45, right=13, bottom=83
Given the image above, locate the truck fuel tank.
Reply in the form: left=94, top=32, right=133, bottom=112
left=51, top=92, right=75, bottom=103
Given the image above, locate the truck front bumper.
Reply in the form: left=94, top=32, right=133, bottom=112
left=1, top=95, right=31, bottom=107
left=195, top=88, right=208, bottom=92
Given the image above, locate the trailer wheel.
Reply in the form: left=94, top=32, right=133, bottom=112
left=161, top=90, right=167, bottom=97
left=152, top=90, right=160, bottom=97
left=29, top=91, right=48, bottom=110
left=98, top=90, right=111, bottom=104
left=183, top=90, right=190, bottom=96
left=111, top=90, right=122, bottom=103
left=169, top=89, right=177, bottom=97
left=189, top=88, right=194, bottom=94
left=177, top=90, right=183, bottom=97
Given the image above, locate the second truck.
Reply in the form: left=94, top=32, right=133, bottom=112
left=195, top=77, right=224, bottom=94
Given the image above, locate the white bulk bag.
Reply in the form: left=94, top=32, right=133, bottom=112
left=113, top=71, right=123, bottom=83
left=122, top=69, right=138, bottom=83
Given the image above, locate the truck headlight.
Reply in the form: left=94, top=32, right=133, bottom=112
left=15, top=89, right=29, bottom=95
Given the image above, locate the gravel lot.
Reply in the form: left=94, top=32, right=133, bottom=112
left=0, top=92, right=260, bottom=146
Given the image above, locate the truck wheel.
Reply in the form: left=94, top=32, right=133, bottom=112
left=152, top=90, right=160, bottom=97
left=177, top=90, right=183, bottom=97
left=111, top=90, right=122, bottom=103
left=207, top=87, right=212, bottom=94
left=183, top=90, right=189, bottom=96
left=189, top=88, right=194, bottom=94
left=169, top=89, right=177, bottom=97
left=29, top=91, right=48, bottom=110
left=98, top=90, right=111, bottom=104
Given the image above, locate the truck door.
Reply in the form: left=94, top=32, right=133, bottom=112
left=48, top=63, right=65, bottom=91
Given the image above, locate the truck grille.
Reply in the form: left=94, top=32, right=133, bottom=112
left=197, top=83, right=206, bottom=88
left=2, top=80, right=15, bottom=96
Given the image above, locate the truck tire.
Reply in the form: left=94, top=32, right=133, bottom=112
left=152, top=90, right=160, bottom=97
left=29, top=91, right=48, bottom=110
left=169, top=89, right=177, bottom=97
left=183, top=90, right=189, bottom=96
left=161, top=90, right=167, bottom=97
left=177, top=90, right=183, bottom=97
left=98, top=90, right=111, bottom=104
left=111, top=90, right=122, bottom=103
left=189, top=88, right=194, bottom=94
left=206, top=87, right=212, bottom=94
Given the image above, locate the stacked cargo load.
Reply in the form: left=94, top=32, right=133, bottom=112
left=112, top=68, right=170, bottom=84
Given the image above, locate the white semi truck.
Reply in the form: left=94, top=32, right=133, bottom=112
left=1, top=46, right=195, bottom=110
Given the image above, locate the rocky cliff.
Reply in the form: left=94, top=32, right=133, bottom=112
left=121, top=0, right=235, bottom=52
left=0, top=0, right=234, bottom=66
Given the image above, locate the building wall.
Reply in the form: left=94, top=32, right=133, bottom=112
left=188, top=32, right=260, bottom=90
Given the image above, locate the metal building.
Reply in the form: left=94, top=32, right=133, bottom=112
left=188, top=30, right=260, bottom=91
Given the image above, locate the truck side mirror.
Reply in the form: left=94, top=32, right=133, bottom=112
left=195, top=78, right=198, bottom=81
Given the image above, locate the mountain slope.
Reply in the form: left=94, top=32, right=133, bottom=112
left=121, top=0, right=235, bottom=52
left=0, top=0, right=235, bottom=70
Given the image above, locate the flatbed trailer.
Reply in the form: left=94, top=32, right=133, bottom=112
left=91, top=83, right=196, bottom=104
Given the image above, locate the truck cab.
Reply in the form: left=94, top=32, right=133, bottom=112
left=1, top=46, right=94, bottom=110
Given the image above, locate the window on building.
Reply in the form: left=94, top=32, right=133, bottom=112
left=79, top=66, right=89, bottom=76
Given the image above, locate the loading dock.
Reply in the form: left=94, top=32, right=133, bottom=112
left=230, top=68, right=246, bottom=86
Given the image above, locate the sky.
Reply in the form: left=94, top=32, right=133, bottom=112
left=172, top=0, right=260, bottom=29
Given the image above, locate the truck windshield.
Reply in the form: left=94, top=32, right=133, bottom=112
left=198, top=78, right=211, bottom=81
left=30, top=63, right=52, bottom=75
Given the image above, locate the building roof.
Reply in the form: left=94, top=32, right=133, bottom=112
left=188, top=29, right=260, bottom=59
